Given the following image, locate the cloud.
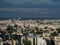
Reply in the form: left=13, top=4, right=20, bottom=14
left=51, top=0, right=60, bottom=3
left=0, top=8, right=60, bottom=14
left=5, top=0, right=51, bottom=5
left=0, top=8, right=60, bottom=18
left=4, top=0, right=60, bottom=8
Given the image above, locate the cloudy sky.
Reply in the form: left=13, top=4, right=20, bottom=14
left=0, top=0, right=60, bottom=18
left=4, top=0, right=60, bottom=4
left=4, top=0, right=51, bottom=4
left=0, top=0, right=59, bottom=9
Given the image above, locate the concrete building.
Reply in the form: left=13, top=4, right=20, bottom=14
left=55, top=37, right=60, bottom=45
left=0, top=37, right=3, bottom=45
left=37, top=37, right=46, bottom=45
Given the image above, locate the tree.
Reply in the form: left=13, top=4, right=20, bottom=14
left=56, top=28, right=60, bottom=33
left=43, top=30, right=48, bottom=33
left=6, top=25, right=15, bottom=33
left=14, top=24, right=18, bottom=32
left=51, top=32, right=58, bottom=36
left=23, top=39, right=31, bottom=45
left=6, top=25, right=16, bottom=45
left=35, top=27, right=39, bottom=32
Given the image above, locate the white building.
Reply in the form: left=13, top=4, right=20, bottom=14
left=37, top=37, right=47, bottom=45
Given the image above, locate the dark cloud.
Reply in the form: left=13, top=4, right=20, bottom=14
left=0, top=8, right=60, bottom=13
left=52, top=0, right=60, bottom=3
left=5, top=0, right=51, bottom=5
left=0, top=0, right=60, bottom=18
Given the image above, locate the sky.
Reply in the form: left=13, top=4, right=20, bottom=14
left=4, top=0, right=60, bottom=5
left=1, top=0, right=60, bottom=8
left=0, top=0, right=60, bottom=18
left=4, top=0, right=51, bottom=4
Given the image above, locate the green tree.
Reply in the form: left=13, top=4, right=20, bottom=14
left=6, top=25, right=16, bottom=45
left=23, top=39, right=31, bottom=45
left=56, top=28, right=60, bottom=33
left=14, top=24, right=18, bottom=32
left=6, top=25, right=15, bottom=33
left=51, top=32, right=58, bottom=36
